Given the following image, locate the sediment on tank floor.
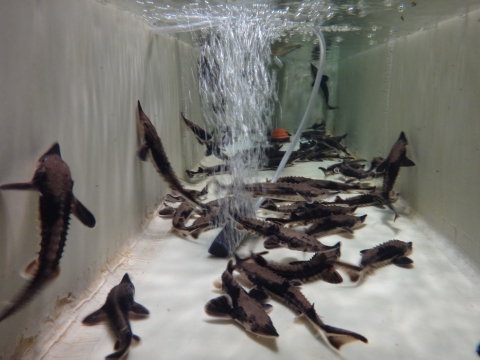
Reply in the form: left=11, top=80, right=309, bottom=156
left=37, top=161, right=480, bottom=360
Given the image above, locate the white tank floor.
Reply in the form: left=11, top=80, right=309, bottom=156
left=42, top=161, right=480, bottom=360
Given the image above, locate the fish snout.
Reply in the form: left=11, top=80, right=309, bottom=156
left=256, top=321, right=279, bottom=338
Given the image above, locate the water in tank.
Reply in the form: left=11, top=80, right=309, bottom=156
left=0, top=0, right=480, bottom=359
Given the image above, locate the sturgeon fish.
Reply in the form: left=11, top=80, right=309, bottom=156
left=250, top=250, right=343, bottom=284
left=181, top=113, right=212, bottom=146
left=305, top=214, right=367, bottom=238
left=205, top=260, right=278, bottom=338
left=234, top=255, right=368, bottom=350
left=377, top=132, right=415, bottom=220
left=332, top=193, right=388, bottom=208
left=241, top=182, right=336, bottom=203
left=136, top=101, right=206, bottom=210
left=335, top=240, right=413, bottom=282
left=276, top=176, right=374, bottom=192
left=234, top=216, right=340, bottom=254
left=0, top=143, right=96, bottom=323
left=310, top=64, right=338, bottom=110
left=82, top=273, right=150, bottom=359
left=266, top=204, right=356, bottom=227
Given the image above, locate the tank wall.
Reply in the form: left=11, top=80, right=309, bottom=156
left=335, top=8, right=480, bottom=266
left=0, top=0, right=202, bottom=356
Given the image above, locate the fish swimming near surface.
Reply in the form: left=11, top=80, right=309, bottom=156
left=234, top=254, right=368, bottom=350
left=0, top=143, right=96, bottom=323
left=82, top=273, right=150, bottom=359
left=136, top=101, right=206, bottom=211
left=376, top=132, right=415, bottom=221
left=305, top=214, right=367, bottom=238
left=250, top=250, right=343, bottom=284
left=335, top=240, right=413, bottom=282
left=205, top=260, right=279, bottom=338
left=310, top=64, right=338, bottom=110
left=234, top=216, right=340, bottom=254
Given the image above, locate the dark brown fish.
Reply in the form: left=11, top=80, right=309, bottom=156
left=276, top=176, right=374, bottom=192
left=241, top=182, right=335, bottom=203
left=234, top=216, right=340, bottom=253
left=310, top=64, right=338, bottom=110
left=136, top=101, right=206, bottom=210
left=205, top=261, right=278, bottom=338
left=234, top=255, right=368, bottom=350
left=82, top=273, right=150, bottom=359
left=0, top=143, right=96, bottom=323
left=335, top=240, right=413, bottom=282
left=377, top=132, right=415, bottom=221
left=305, top=214, right=367, bottom=238
left=250, top=250, right=343, bottom=284
left=332, top=193, right=387, bottom=208
left=181, top=113, right=212, bottom=146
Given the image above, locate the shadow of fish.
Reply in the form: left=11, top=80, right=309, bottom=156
left=205, top=260, right=278, bottom=338
left=82, top=273, right=150, bottom=359
left=136, top=101, right=206, bottom=211
left=0, top=143, right=96, bottom=323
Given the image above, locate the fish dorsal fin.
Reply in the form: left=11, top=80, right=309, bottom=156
left=72, top=197, right=96, bottom=228
left=42, top=142, right=61, bottom=158
left=120, top=273, right=132, bottom=285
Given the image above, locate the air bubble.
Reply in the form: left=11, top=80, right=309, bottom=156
left=347, top=6, right=355, bottom=14
left=326, top=11, right=335, bottom=20
left=335, top=36, right=343, bottom=43
left=367, top=33, right=374, bottom=38
left=398, top=4, right=405, bottom=12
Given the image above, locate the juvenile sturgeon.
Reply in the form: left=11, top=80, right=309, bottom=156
left=305, top=214, right=367, bottom=238
left=205, top=260, right=278, bottom=338
left=234, top=255, right=368, bottom=350
left=266, top=204, right=356, bottom=227
left=241, top=182, right=336, bottom=203
left=332, top=193, right=388, bottom=208
left=136, top=101, right=206, bottom=210
left=181, top=113, right=212, bottom=146
left=250, top=250, right=343, bottom=284
left=276, top=176, right=374, bottom=192
left=310, top=64, right=338, bottom=110
left=82, top=273, right=150, bottom=359
left=170, top=203, right=195, bottom=236
left=377, top=132, right=415, bottom=220
left=186, top=164, right=230, bottom=179
left=234, top=216, right=340, bottom=253
left=335, top=240, right=413, bottom=282
left=0, top=143, right=96, bottom=323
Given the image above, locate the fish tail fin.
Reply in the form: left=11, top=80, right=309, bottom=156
left=321, top=324, right=368, bottom=350
left=0, top=268, right=57, bottom=323
left=106, top=328, right=133, bottom=359
left=332, top=261, right=363, bottom=283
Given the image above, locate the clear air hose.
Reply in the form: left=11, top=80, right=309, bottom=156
left=208, top=26, right=327, bottom=257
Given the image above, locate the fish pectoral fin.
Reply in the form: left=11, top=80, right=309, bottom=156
left=321, top=268, right=343, bottom=284
left=0, top=182, right=38, bottom=192
left=393, top=256, right=414, bottom=268
left=204, top=295, right=232, bottom=318
left=321, top=324, right=368, bottom=350
left=234, top=222, right=245, bottom=231
left=400, top=156, right=415, bottom=167
left=131, top=302, right=150, bottom=316
left=289, top=279, right=303, bottom=287
left=72, top=197, right=96, bottom=228
left=136, top=143, right=149, bottom=161
left=263, top=236, right=284, bottom=250
left=341, top=227, right=354, bottom=234
left=20, top=257, right=40, bottom=280
left=297, top=193, right=313, bottom=204
left=132, top=334, right=141, bottom=343
left=114, top=340, right=120, bottom=350
left=263, top=304, right=274, bottom=314
left=82, top=307, right=107, bottom=325
left=248, top=287, right=269, bottom=303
